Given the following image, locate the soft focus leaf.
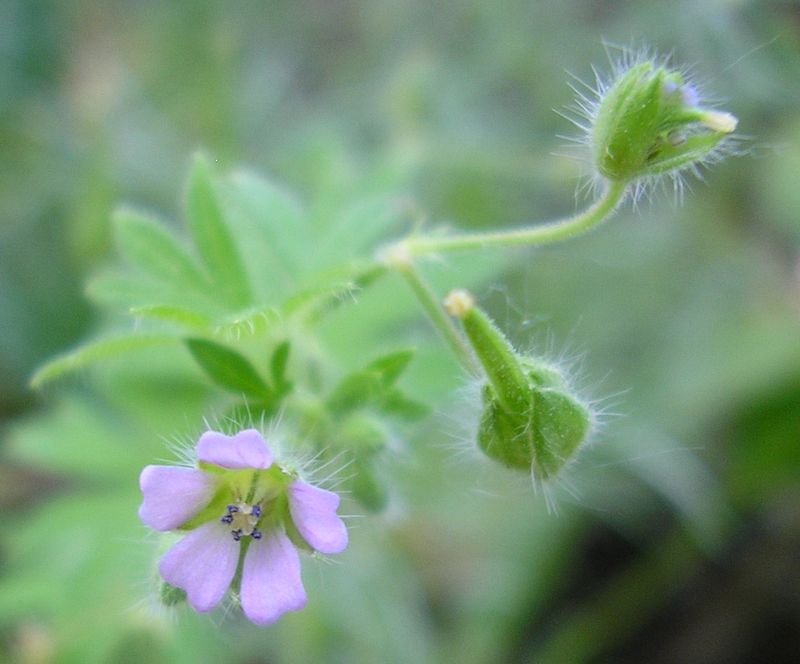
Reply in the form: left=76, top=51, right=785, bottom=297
left=129, top=304, right=212, bottom=331
left=113, top=207, right=208, bottom=291
left=326, top=349, right=415, bottom=415
left=270, top=340, right=292, bottom=394
left=217, top=170, right=309, bottom=302
left=186, top=154, right=252, bottom=308
left=366, top=349, right=415, bottom=388
left=30, top=334, right=176, bottom=388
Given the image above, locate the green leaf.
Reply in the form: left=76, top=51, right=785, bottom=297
left=113, top=207, right=208, bottom=290
left=379, top=389, right=430, bottom=420
left=326, top=372, right=384, bottom=414
left=366, top=349, right=415, bottom=388
left=129, top=304, right=212, bottom=331
left=30, top=334, right=176, bottom=388
left=315, top=195, right=409, bottom=268
left=326, top=349, right=416, bottom=414
left=289, top=262, right=387, bottom=323
left=186, top=153, right=252, bottom=308
left=185, top=338, right=271, bottom=399
left=283, top=280, right=361, bottom=317
left=349, top=455, right=388, bottom=511
left=213, top=169, right=310, bottom=308
left=213, top=305, right=282, bottom=338
left=270, top=341, right=292, bottom=393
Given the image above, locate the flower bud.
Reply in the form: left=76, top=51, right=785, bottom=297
left=591, top=59, right=737, bottom=182
left=445, top=290, right=592, bottom=479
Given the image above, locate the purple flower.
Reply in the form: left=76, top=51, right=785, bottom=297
left=139, top=429, right=348, bottom=625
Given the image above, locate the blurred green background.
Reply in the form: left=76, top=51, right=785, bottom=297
left=2, top=1, right=799, bottom=662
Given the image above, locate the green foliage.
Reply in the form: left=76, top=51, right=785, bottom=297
left=185, top=338, right=272, bottom=400
left=186, top=154, right=253, bottom=308
left=4, top=2, right=799, bottom=663
left=30, top=334, right=176, bottom=389
left=326, top=349, right=416, bottom=415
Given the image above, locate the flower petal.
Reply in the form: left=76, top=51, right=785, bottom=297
left=159, top=521, right=240, bottom=613
left=139, top=465, right=217, bottom=531
left=196, top=429, right=273, bottom=469
left=288, top=480, right=348, bottom=554
left=240, top=528, right=307, bottom=625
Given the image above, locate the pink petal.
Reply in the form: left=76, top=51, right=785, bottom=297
left=139, top=465, right=217, bottom=531
left=288, top=480, right=348, bottom=554
left=240, top=528, right=307, bottom=625
left=159, top=521, right=240, bottom=613
left=196, top=429, right=273, bottom=469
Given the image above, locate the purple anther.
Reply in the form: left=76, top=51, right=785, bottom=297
left=663, top=79, right=679, bottom=96
left=226, top=504, right=239, bottom=514
left=220, top=514, right=234, bottom=524
left=681, top=84, right=699, bottom=107
left=251, top=505, right=261, bottom=518
left=232, top=530, right=242, bottom=542
left=251, top=528, right=262, bottom=540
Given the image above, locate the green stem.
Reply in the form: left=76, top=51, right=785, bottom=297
left=394, top=262, right=478, bottom=373
left=405, top=180, right=628, bottom=255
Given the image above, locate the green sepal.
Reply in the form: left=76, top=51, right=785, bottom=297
left=477, top=384, right=533, bottom=470
left=159, top=581, right=187, bottom=606
left=592, top=60, right=735, bottom=182
left=451, top=300, right=592, bottom=477
left=530, top=388, right=591, bottom=479
left=643, top=131, right=729, bottom=175
left=594, top=62, right=666, bottom=181
left=477, top=376, right=591, bottom=477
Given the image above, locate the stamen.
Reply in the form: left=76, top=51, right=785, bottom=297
left=220, top=502, right=263, bottom=540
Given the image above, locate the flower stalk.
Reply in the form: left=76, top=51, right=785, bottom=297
left=397, top=179, right=628, bottom=256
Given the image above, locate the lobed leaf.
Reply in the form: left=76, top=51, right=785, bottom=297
left=326, top=348, right=416, bottom=414
left=186, top=154, right=252, bottom=308
left=113, top=207, right=208, bottom=290
left=128, top=304, right=212, bottom=331
left=30, top=334, right=176, bottom=389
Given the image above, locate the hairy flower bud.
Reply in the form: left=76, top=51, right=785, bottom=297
left=445, top=290, right=591, bottom=479
left=590, top=59, right=737, bottom=183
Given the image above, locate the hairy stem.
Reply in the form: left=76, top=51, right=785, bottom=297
left=403, top=179, right=628, bottom=255
left=392, top=259, right=478, bottom=373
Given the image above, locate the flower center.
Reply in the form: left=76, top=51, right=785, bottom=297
left=220, top=503, right=262, bottom=541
